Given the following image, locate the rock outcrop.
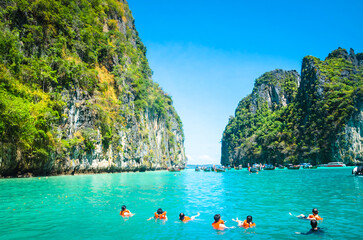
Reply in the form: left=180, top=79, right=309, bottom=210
left=222, top=48, right=362, bottom=166
left=0, top=0, right=186, bottom=177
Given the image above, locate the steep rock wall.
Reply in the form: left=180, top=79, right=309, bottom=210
left=222, top=48, right=362, bottom=166
left=0, top=0, right=186, bottom=177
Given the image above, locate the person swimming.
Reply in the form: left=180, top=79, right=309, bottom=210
left=295, top=219, right=324, bottom=235
left=119, top=205, right=134, bottom=217
left=212, top=214, right=234, bottom=230
left=147, top=208, right=167, bottom=221
left=179, top=212, right=200, bottom=222
left=293, top=208, right=323, bottom=220
left=232, top=215, right=256, bottom=228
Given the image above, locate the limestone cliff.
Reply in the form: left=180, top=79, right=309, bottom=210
left=222, top=48, right=362, bottom=166
left=0, top=0, right=186, bottom=177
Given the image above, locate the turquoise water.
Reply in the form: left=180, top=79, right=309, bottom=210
left=0, top=168, right=362, bottom=239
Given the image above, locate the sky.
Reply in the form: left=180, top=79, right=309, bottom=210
left=127, top=0, right=363, bottom=165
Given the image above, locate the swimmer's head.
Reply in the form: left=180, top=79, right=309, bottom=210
left=179, top=213, right=185, bottom=220
left=310, top=219, right=318, bottom=229
left=246, top=215, right=253, bottom=223
left=157, top=208, right=163, bottom=214
left=121, top=205, right=126, bottom=211
left=214, top=214, right=221, bottom=222
left=312, top=208, right=318, bottom=215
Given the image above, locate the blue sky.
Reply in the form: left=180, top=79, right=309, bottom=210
left=128, top=0, right=363, bottom=164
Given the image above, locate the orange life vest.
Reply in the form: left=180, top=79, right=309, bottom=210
left=212, top=219, right=225, bottom=230
left=154, top=211, right=167, bottom=219
left=120, top=209, right=131, bottom=216
left=308, top=214, right=323, bottom=220
left=182, top=216, right=191, bottom=222
left=242, top=220, right=256, bottom=228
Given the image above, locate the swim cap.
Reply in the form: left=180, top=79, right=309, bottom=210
left=179, top=213, right=185, bottom=220
left=157, top=208, right=163, bottom=214
left=310, top=219, right=318, bottom=228
left=312, top=208, right=318, bottom=214
left=121, top=205, right=126, bottom=211
left=247, top=215, right=252, bottom=223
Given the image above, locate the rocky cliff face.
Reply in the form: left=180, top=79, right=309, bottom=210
left=222, top=48, right=362, bottom=166
left=221, top=70, right=301, bottom=166
left=250, top=70, right=301, bottom=112
left=0, top=0, right=186, bottom=177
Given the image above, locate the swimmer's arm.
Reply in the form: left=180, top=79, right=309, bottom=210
left=220, top=224, right=235, bottom=229
left=191, top=212, right=200, bottom=220
left=147, top=217, right=154, bottom=221
left=295, top=230, right=312, bottom=235
left=232, top=218, right=243, bottom=225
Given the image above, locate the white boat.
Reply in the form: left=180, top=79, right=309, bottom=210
left=326, top=162, right=346, bottom=167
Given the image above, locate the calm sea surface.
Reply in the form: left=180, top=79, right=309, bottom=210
left=0, top=167, right=362, bottom=239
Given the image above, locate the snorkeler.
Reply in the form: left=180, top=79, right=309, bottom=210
left=147, top=208, right=167, bottom=221
left=212, top=214, right=235, bottom=230
left=295, top=219, right=324, bottom=235
left=179, top=212, right=200, bottom=222
left=293, top=208, right=323, bottom=220
left=232, top=215, right=256, bottom=228
left=119, top=205, right=134, bottom=217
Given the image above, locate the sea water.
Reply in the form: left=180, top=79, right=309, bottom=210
left=0, top=168, right=362, bottom=239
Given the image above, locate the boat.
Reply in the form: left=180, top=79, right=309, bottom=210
left=168, top=167, right=181, bottom=172
left=287, top=164, right=300, bottom=170
left=203, top=167, right=212, bottom=172
left=215, top=168, right=226, bottom=172
left=195, top=167, right=201, bottom=171
left=252, top=163, right=262, bottom=171
left=326, top=162, right=346, bottom=167
left=249, top=168, right=259, bottom=173
left=278, top=165, right=285, bottom=169
left=303, top=164, right=317, bottom=169
left=228, top=166, right=231, bottom=170
left=264, top=164, right=275, bottom=170
left=353, top=166, right=363, bottom=176
left=238, top=165, right=243, bottom=170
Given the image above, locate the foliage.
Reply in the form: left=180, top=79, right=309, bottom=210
left=222, top=49, right=362, bottom=166
left=0, top=0, right=183, bottom=176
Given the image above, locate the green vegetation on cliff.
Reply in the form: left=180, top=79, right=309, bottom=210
left=222, top=48, right=363, bottom=166
left=0, top=0, right=185, bottom=176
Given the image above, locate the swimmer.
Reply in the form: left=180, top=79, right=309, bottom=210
left=147, top=208, right=167, bottom=221
left=179, top=212, right=200, bottom=223
left=293, top=208, right=323, bottom=220
left=212, top=214, right=235, bottom=230
left=295, top=219, right=324, bottom=235
left=119, top=205, right=134, bottom=217
left=232, top=215, right=256, bottom=228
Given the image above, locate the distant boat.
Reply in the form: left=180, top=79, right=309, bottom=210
left=215, top=168, right=226, bottom=172
left=278, top=165, right=285, bottom=169
left=287, top=165, right=300, bottom=170
left=228, top=166, right=231, bottom=170
left=195, top=167, right=201, bottom=171
left=327, top=162, right=346, bottom=167
left=168, top=167, right=181, bottom=172
left=249, top=168, right=259, bottom=173
left=353, top=166, right=363, bottom=176
left=303, top=164, right=317, bottom=169
left=264, top=164, right=275, bottom=170
left=252, top=163, right=263, bottom=171
left=204, top=167, right=212, bottom=172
